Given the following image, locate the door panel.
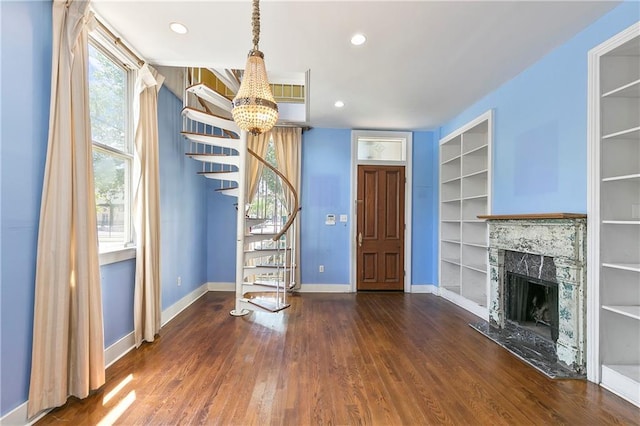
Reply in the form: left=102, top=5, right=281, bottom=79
left=357, top=165, right=405, bottom=291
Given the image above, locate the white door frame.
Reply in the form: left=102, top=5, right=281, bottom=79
left=350, top=130, right=413, bottom=293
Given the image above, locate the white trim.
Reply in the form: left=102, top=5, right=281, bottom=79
left=105, top=332, right=136, bottom=368
left=161, top=282, right=209, bottom=326
left=99, top=247, right=136, bottom=266
left=410, top=284, right=438, bottom=294
left=586, top=21, right=640, bottom=385
left=439, top=287, right=489, bottom=321
left=1, top=401, right=48, bottom=426
left=297, top=283, right=352, bottom=293
left=350, top=130, right=413, bottom=293
left=207, top=282, right=235, bottom=291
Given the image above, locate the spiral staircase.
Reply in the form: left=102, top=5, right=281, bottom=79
left=182, top=68, right=298, bottom=316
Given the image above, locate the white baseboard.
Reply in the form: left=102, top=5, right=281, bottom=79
left=0, top=401, right=47, bottom=426
left=439, top=287, right=489, bottom=320
left=208, top=282, right=354, bottom=293
left=296, top=283, right=352, bottom=293
left=410, top=284, right=438, bottom=293
left=104, top=332, right=135, bottom=369
left=207, top=282, right=234, bottom=291
left=161, top=282, right=209, bottom=326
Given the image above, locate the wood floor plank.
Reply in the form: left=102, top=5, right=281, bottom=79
left=36, top=292, right=639, bottom=425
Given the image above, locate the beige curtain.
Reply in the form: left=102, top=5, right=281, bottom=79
left=28, top=0, right=104, bottom=417
left=133, top=65, right=165, bottom=347
left=271, top=127, right=302, bottom=288
left=246, top=132, right=271, bottom=203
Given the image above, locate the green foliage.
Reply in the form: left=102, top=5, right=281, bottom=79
left=93, top=150, right=124, bottom=207
left=88, top=44, right=126, bottom=150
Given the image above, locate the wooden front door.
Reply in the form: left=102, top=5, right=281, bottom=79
left=356, top=165, right=405, bottom=291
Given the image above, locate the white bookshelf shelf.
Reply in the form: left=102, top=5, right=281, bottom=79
left=602, top=220, right=640, bottom=225
left=602, top=263, right=640, bottom=273
left=601, top=173, right=640, bottom=182
left=602, top=78, right=640, bottom=98
left=602, top=305, right=640, bottom=321
left=602, top=126, right=640, bottom=140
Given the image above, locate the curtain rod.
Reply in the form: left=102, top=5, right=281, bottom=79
left=94, top=17, right=145, bottom=67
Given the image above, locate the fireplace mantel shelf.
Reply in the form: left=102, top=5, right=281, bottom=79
left=478, top=213, right=587, bottom=220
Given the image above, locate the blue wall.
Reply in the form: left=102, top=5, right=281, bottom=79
left=206, top=187, right=237, bottom=284
left=101, top=259, right=136, bottom=347
left=157, top=87, right=208, bottom=308
left=440, top=2, right=640, bottom=215
left=411, top=131, right=439, bottom=286
left=300, top=128, right=353, bottom=284
left=1, top=0, right=52, bottom=415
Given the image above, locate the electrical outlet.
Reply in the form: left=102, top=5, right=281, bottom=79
left=319, top=265, right=324, bottom=273
left=177, top=276, right=182, bottom=286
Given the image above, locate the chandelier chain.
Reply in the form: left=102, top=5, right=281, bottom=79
left=252, top=0, right=260, bottom=51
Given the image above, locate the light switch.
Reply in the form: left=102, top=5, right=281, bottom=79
left=339, top=214, right=348, bottom=223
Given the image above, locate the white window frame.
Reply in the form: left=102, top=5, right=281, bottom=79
left=89, top=24, right=139, bottom=265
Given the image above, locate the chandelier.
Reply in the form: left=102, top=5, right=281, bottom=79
left=231, top=0, right=279, bottom=135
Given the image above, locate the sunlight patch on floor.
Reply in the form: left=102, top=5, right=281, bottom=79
left=103, top=374, right=133, bottom=405
left=97, top=390, right=136, bottom=426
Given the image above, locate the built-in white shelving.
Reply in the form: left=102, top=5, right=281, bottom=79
left=588, top=23, right=640, bottom=407
left=439, top=111, right=492, bottom=316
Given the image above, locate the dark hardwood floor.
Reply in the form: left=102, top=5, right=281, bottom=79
left=37, top=292, right=639, bottom=425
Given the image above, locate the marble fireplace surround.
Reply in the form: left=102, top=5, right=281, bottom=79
left=479, top=213, right=587, bottom=374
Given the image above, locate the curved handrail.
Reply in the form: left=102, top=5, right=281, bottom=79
left=247, top=147, right=299, bottom=242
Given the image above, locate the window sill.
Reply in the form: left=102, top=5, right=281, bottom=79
left=99, top=247, right=136, bottom=266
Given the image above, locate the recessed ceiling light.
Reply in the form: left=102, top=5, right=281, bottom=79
left=170, top=22, right=188, bottom=35
left=334, top=100, right=345, bottom=108
left=351, top=33, right=366, bottom=46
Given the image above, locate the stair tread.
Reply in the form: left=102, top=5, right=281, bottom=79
left=246, top=298, right=290, bottom=313
left=182, top=131, right=239, bottom=140
left=245, top=247, right=291, bottom=252
left=186, top=83, right=233, bottom=113
left=182, top=132, right=239, bottom=150
left=187, top=153, right=239, bottom=166
left=245, top=264, right=290, bottom=269
left=182, top=107, right=240, bottom=134
left=253, top=280, right=296, bottom=290
left=245, top=281, right=287, bottom=290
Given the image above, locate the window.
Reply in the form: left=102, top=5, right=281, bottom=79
left=88, top=41, right=134, bottom=253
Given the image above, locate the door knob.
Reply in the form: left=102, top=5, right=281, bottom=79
left=358, top=232, right=363, bottom=247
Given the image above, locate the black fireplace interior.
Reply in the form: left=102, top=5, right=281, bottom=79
left=506, top=272, right=559, bottom=343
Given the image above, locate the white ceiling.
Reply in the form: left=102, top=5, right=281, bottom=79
left=92, top=0, right=619, bottom=131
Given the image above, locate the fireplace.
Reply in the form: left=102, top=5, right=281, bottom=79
left=473, top=214, right=587, bottom=377
left=505, top=271, right=559, bottom=343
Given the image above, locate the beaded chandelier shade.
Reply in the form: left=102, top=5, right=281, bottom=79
left=232, top=0, right=278, bottom=135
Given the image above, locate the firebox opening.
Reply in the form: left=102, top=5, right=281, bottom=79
left=506, top=272, right=559, bottom=343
